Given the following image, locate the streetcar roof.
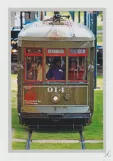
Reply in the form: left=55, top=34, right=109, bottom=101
left=18, top=20, right=95, bottom=42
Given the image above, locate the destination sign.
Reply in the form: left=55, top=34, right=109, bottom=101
left=48, top=49, right=64, bottom=54
left=69, top=49, right=86, bottom=54
left=26, top=48, right=42, bottom=53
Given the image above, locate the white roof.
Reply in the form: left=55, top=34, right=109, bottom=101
left=18, top=20, right=95, bottom=41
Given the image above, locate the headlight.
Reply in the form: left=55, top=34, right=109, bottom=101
left=12, top=49, right=17, bottom=53
left=51, top=94, right=60, bottom=103
left=11, top=41, right=14, bottom=44
left=11, top=41, right=17, bottom=44
left=53, top=96, right=59, bottom=101
left=13, top=41, right=17, bottom=44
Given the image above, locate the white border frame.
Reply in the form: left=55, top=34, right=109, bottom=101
left=0, top=3, right=111, bottom=160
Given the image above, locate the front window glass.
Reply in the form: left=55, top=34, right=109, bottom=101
left=46, top=56, right=66, bottom=81
left=26, top=56, right=43, bottom=81
left=24, top=48, right=87, bottom=83
left=68, top=56, right=87, bottom=82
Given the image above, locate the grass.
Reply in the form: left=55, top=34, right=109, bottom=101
left=12, top=142, right=103, bottom=150
left=97, top=42, right=103, bottom=46
left=97, top=26, right=103, bottom=30
left=84, top=90, right=103, bottom=140
left=11, top=74, right=17, bottom=90
left=97, top=75, right=103, bottom=89
left=97, top=35, right=103, bottom=42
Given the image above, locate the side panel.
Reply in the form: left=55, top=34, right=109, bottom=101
left=17, top=47, right=23, bottom=114
left=89, top=47, right=95, bottom=114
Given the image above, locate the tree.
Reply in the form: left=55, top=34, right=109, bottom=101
left=98, top=11, right=103, bottom=21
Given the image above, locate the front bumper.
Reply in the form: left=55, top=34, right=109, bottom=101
left=21, top=105, right=90, bottom=114
left=19, top=105, right=91, bottom=127
left=20, top=112, right=91, bottom=119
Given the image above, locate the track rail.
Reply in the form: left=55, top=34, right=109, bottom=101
left=79, top=130, right=85, bottom=149
left=25, top=130, right=32, bottom=150
left=25, top=127, right=86, bottom=150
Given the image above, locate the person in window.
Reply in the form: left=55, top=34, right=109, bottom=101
left=68, top=59, right=85, bottom=80
left=37, top=60, right=42, bottom=81
left=27, top=57, right=37, bottom=80
left=78, top=59, right=85, bottom=80
left=46, top=57, right=65, bottom=80
left=46, top=58, right=50, bottom=74
left=68, top=60, right=77, bottom=80
left=69, top=60, right=77, bottom=71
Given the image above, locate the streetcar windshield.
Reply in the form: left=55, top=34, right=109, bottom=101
left=68, top=56, right=87, bottom=82
left=24, top=48, right=87, bottom=83
left=46, top=56, right=66, bottom=81
left=26, top=56, right=43, bottom=81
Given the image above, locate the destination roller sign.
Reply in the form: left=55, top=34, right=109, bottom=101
left=47, top=49, right=65, bottom=54
left=26, top=48, right=42, bottom=53
left=69, top=48, right=88, bottom=56
left=70, top=49, right=86, bottom=54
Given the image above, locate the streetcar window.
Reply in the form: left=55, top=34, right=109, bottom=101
left=68, top=56, right=87, bottom=82
left=46, top=56, right=66, bottom=81
left=26, top=56, right=43, bottom=81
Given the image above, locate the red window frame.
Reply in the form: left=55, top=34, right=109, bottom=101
left=24, top=47, right=44, bottom=83
left=46, top=48, right=66, bottom=82
left=68, top=48, right=88, bottom=83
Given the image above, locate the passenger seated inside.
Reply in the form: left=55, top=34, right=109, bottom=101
left=27, top=57, right=37, bottom=80
left=78, top=60, right=85, bottom=80
left=36, top=60, right=42, bottom=81
left=68, top=58, right=85, bottom=80
left=46, top=57, right=65, bottom=80
left=26, top=56, right=43, bottom=81
left=68, top=60, right=77, bottom=80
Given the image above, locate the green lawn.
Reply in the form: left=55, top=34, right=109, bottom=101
left=12, top=142, right=103, bottom=150
left=97, top=75, right=103, bottom=89
left=84, top=90, right=103, bottom=140
left=97, top=35, right=103, bottom=42
left=11, top=74, right=17, bottom=90
left=97, top=26, right=103, bottom=30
